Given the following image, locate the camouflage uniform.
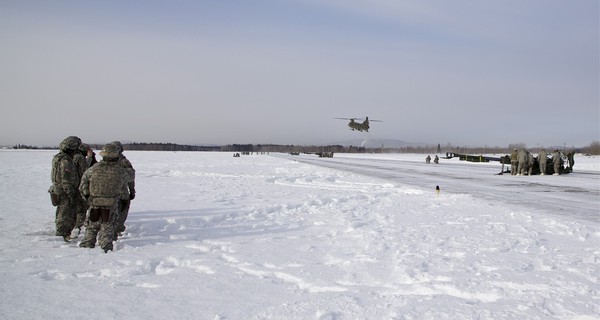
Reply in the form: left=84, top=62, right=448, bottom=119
left=552, top=150, right=562, bottom=175
left=73, top=143, right=88, bottom=231
left=111, top=141, right=135, bottom=237
left=567, top=152, right=574, bottom=171
left=79, top=144, right=133, bottom=252
left=50, top=136, right=81, bottom=239
left=538, top=149, right=547, bottom=175
left=510, top=149, right=518, bottom=175
left=517, top=148, right=528, bottom=175
left=527, top=151, right=534, bottom=175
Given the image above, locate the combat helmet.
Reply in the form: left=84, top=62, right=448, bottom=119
left=99, top=143, right=121, bottom=160
left=110, top=141, right=124, bottom=153
left=59, top=136, right=81, bottom=152
left=79, top=143, right=90, bottom=154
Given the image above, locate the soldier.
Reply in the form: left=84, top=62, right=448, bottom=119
left=73, top=139, right=88, bottom=234
left=83, top=143, right=98, bottom=168
left=517, top=148, right=528, bottom=175
left=49, top=136, right=81, bottom=241
left=79, top=143, right=133, bottom=252
left=425, top=155, right=431, bottom=164
left=538, top=148, right=547, bottom=175
left=510, top=149, right=518, bottom=175
left=527, top=150, right=535, bottom=175
left=111, top=141, right=136, bottom=239
left=567, top=151, right=575, bottom=172
left=552, top=149, right=562, bottom=175
left=434, top=155, right=439, bottom=164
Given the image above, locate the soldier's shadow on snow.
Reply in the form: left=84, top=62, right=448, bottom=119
left=118, top=207, right=306, bottom=248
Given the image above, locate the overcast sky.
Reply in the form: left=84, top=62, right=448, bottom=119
left=1, top=0, right=598, bottom=148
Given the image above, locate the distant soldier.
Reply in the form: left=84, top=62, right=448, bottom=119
left=567, top=151, right=575, bottom=172
left=434, top=155, right=439, bottom=164
left=111, top=141, right=136, bottom=239
left=49, top=136, right=81, bottom=241
left=425, top=155, right=431, bottom=164
left=79, top=143, right=133, bottom=252
left=517, top=148, right=528, bottom=175
left=527, top=151, right=534, bottom=175
left=538, top=148, right=547, bottom=175
left=552, top=150, right=562, bottom=175
left=510, top=149, right=518, bottom=175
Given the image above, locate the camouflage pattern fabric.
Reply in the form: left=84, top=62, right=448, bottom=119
left=510, top=150, right=518, bottom=175
left=539, top=150, right=547, bottom=174
left=79, top=159, right=131, bottom=252
left=73, top=152, right=88, bottom=230
left=115, top=155, right=135, bottom=234
left=51, top=152, right=79, bottom=237
left=517, top=149, right=528, bottom=175
left=552, top=151, right=562, bottom=174
left=79, top=206, right=119, bottom=251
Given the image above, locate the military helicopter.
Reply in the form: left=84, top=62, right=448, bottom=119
left=335, top=117, right=382, bottom=132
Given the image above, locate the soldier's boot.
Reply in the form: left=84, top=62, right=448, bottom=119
left=79, top=240, right=95, bottom=248
left=102, top=243, right=113, bottom=253
left=79, top=228, right=99, bottom=248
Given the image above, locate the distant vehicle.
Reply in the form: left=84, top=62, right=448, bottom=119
left=335, top=117, right=382, bottom=132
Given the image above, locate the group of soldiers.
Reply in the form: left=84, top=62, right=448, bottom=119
left=509, top=148, right=574, bottom=176
left=49, top=136, right=135, bottom=253
left=425, top=155, right=439, bottom=164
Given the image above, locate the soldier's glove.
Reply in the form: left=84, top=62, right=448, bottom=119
left=129, top=190, right=135, bottom=200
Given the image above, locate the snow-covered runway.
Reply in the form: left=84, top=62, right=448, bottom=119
left=1, top=150, right=598, bottom=319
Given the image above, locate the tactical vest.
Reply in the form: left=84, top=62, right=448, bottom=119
left=89, top=163, right=128, bottom=208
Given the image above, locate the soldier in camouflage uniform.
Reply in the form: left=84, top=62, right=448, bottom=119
left=50, top=136, right=82, bottom=241
left=538, top=148, right=548, bottom=175
left=111, top=141, right=135, bottom=239
left=517, top=148, right=528, bottom=175
left=552, top=150, right=562, bottom=175
left=79, top=143, right=134, bottom=252
left=510, top=149, right=518, bottom=175
left=73, top=139, right=89, bottom=233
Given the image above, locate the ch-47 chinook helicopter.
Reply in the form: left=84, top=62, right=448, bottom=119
left=335, top=117, right=382, bottom=132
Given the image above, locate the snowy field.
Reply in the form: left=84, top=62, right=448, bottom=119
left=0, top=149, right=599, bottom=320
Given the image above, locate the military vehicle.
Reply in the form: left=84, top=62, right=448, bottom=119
left=335, top=117, right=382, bottom=132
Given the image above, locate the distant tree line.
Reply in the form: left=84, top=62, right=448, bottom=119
left=8, top=140, right=600, bottom=155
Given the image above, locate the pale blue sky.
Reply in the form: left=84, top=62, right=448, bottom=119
left=1, top=0, right=598, bottom=147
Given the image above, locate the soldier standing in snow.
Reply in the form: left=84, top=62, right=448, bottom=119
left=49, top=136, right=82, bottom=241
left=434, top=155, right=439, bottom=164
left=111, top=141, right=135, bottom=239
left=510, top=149, right=518, bottom=175
left=538, top=148, right=547, bottom=175
left=527, top=150, right=535, bottom=175
left=425, top=155, right=431, bottom=164
left=517, top=148, right=528, bottom=175
left=552, top=150, right=562, bottom=175
left=567, top=151, right=575, bottom=172
left=73, top=139, right=89, bottom=234
left=79, top=143, right=133, bottom=252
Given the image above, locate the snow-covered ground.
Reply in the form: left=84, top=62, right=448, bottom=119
left=1, top=150, right=598, bottom=320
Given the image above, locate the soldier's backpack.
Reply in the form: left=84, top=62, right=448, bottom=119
left=89, top=164, right=127, bottom=208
